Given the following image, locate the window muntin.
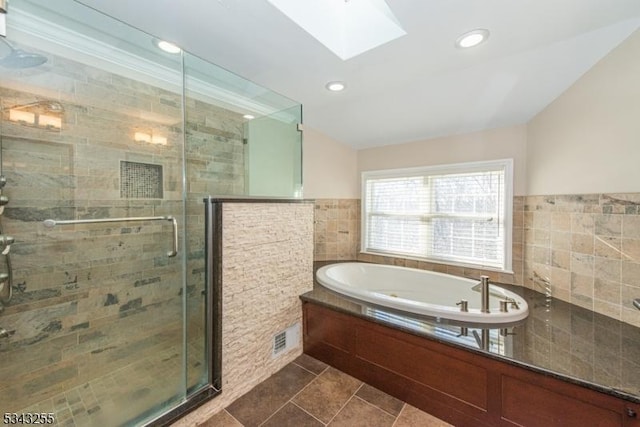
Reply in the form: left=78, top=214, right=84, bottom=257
left=362, top=160, right=513, bottom=271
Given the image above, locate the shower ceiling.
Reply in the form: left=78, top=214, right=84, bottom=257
left=74, top=0, right=640, bottom=148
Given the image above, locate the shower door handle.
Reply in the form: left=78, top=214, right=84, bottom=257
left=43, top=215, right=179, bottom=257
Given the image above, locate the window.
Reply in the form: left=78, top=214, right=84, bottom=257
left=361, top=159, right=513, bottom=271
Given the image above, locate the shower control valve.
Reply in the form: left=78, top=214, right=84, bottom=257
left=0, top=236, right=12, bottom=256
left=0, top=195, right=8, bottom=214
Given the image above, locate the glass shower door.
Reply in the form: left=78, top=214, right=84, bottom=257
left=181, top=52, right=303, bottom=397
left=0, top=1, right=187, bottom=425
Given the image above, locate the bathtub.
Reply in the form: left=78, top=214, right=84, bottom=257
left=315, top=262, right=529, bottom=323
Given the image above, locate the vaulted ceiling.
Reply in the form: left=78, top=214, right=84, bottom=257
left=78, top=0, right=640, bottom=148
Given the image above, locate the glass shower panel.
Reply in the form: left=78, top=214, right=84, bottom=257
left=183, top=52, right=246, bottom=394
left=182, top=52, right=303, bottom=394
left=182, top=53, right=302, bottom=199
left=0, top=1, right=187, bottom=425
left=244, top=104, right=303, bottom=197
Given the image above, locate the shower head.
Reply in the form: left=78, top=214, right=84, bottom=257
left=1, top=48, right=47, bottom=68
left=0, top=37, right=47, bottom=68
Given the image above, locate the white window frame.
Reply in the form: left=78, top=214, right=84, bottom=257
left=361, top=159, right=513, bottom=272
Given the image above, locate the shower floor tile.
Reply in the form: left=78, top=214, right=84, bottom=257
left=198, top=354, right=452, bottom=427
left=18, top=336, right=205, bottom=427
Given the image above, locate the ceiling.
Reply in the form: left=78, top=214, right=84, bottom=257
left=74, top=0, right=640, bottom=149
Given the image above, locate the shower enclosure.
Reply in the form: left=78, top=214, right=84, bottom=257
left=0, top=1, right=302, bottom=425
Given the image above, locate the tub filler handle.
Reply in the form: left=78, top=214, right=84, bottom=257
left=43, top=215, right=178, bottom=257
left=456, top=299, right=468, bottom=312
left=634, top=298, right=640, bottom=311
left=499, top=300, right=509, bottom=313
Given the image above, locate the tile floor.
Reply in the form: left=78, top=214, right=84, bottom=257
left=197, top=354, right=452, bottom=427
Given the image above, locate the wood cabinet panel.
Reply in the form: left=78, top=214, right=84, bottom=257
left=302, top=302, right=640, bottom=427
left=355, top=324, right=488, bottom=410
left=304, top=302, right=353, bottom=352
left=501, top=375, right=621, bottom=427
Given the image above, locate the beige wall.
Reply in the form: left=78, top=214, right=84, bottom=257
left=357, top=125, right=528, bottom=196
left=527, top=29, right=640, bottom=196
left=303, top=127, right=359, bottom=199
left=309, top=29, right=640, bottom=198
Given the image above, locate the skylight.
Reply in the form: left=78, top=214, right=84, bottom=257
left=267, top=0, right=406, bottom=60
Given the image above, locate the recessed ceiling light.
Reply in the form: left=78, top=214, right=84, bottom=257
left=154, top=40, right=182, bottom=54
left=243, top=114, right=255, bottom=120
left=326, top=81, right=346, bottom=92
left=455, top=29, right=489, bottom=49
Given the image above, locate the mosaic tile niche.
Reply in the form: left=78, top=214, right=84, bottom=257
left=0, top=47, right=245, bottom=424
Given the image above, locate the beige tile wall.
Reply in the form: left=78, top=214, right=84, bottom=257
left=173, top=202, right=314, bottom=426
left=521, top=193, right=640, bottom=327
left=313, top=199, right=360, bottom=261
left=314, top=194, right=640, bottom=328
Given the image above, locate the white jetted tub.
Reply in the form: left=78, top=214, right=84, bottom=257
left=316, top=262, right=528, bottom=323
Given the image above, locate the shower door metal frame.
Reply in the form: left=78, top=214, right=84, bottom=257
left=149, top=198, right=222, bottom=427
left=205, top=197, right=223, bottom=391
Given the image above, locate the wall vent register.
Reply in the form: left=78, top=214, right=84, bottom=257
left=272, top=322, right=301, bottom=357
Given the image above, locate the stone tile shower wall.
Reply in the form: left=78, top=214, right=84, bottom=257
left=0, top=50, right=245, bottom=419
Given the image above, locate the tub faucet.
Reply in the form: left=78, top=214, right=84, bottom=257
left=480, top=275, right=490, bottom=313
left=472, top=329, right=490, bottom=351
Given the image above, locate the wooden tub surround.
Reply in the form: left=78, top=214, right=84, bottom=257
left=301, top=275, right=640, bottom=426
